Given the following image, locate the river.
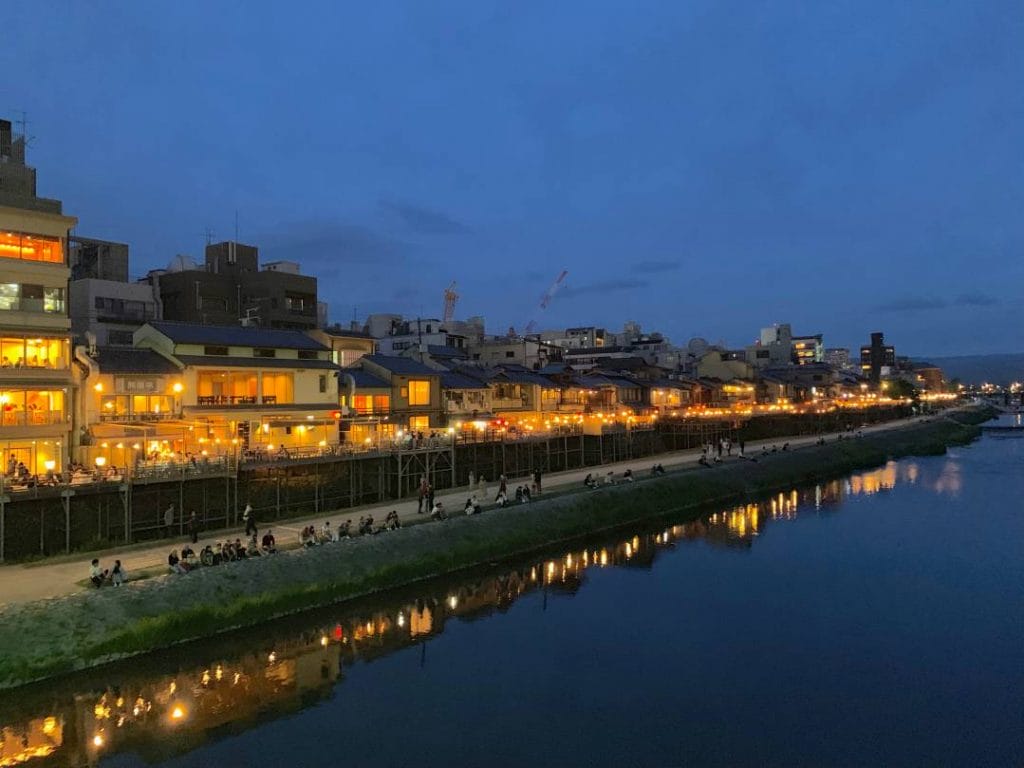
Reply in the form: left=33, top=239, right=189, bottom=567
left=2, top=418, right=1021, bottom=767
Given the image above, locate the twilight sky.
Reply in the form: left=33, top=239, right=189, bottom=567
left=3, top=1, right=1022, bottom=356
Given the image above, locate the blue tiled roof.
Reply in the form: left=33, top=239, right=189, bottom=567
left=175, top=355, right=339, bottom=370
left=344, top=370, right=390, bottom=389
left=495, top=368, right=556, bottom=387
left=93, top=347, right=180, bottom=375
left=361, top=354, right=439, bottom=375
left=440, top=371, right=490, bottom=390
left=146, top=321, right=327, bottom=351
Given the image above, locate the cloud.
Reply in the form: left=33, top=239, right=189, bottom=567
left=561, top=278, right=649, bottom=298
left=876, top=292, right=1000, bottom=313
left=379, top=200, right=470, bottom=235
left=259, top=220, right=412, bottom=264
left=634, top=259, right=680, bottom=274
left=955, top=292, right=998, bottom=307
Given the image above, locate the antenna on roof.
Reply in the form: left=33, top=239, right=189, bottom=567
left=234, top=210, right=239, bottom=242
left=15, top=111, right=35, bottom=148
left=202, top=228, right=215, bottom=246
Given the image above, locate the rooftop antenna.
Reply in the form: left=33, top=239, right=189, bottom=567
left=202, top=228, right=215, bottom=246
left=234, top=210, right=239, bottom=243
left=15, top=111, right=35, bottom=148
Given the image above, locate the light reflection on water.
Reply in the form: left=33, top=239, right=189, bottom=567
left=0, top=457, right=964, bottom=767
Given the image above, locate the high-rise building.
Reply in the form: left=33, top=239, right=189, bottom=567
left=152, top=241, right=320, bottom=330
left=0, top=118, right=77, bottom=474
left=860, top=332, right=895, bottom=384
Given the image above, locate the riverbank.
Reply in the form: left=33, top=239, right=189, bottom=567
left=0, top=406, right=993, bottom=690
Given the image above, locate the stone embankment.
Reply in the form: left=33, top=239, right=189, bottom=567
left=0, top=406, right=993, bottom=690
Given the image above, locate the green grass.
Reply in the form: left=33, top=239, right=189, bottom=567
left=0, top=406, right=994, bottom=690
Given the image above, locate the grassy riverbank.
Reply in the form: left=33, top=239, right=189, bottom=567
left=0, top=407, right=993, bottom=690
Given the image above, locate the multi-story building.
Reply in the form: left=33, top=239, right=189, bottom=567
left=373, top=317, right=466, bottom=356
left=152, top=241, right=319, bottom=331
left=69, top=236, right=129, bottom=281
left=0, top=118, right=77, bottom=475
left=825, top=347, right=852, bottom=370
left=307, top=325, right=376, bottom=368
left=126, top=321, right=341, bottom=454
left=791, top=334, right=824, bottom=365
left=350, top=355, right=443, bottom=432
left=466, top=335, right=557, bottom=368
left=860, top=332, right=895, bottom=385
left=70, top=277, right=160, bottom=346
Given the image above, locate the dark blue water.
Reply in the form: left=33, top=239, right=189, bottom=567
left=3, top=425, right=1022, bottom=767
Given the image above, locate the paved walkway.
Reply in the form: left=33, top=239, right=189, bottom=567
left=0, top=415, right=927, bottom=606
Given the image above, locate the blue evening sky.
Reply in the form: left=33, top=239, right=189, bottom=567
left=2, top=1, right=1021, bottom=355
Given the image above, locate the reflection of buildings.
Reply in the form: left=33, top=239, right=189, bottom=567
left=0, top=461, right=923, bottom=766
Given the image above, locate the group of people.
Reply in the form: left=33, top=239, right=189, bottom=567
left=167, top=530, right=279, bottom=575
left=89, top=557, right=127, bottom=587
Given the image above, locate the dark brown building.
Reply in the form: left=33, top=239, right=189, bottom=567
left=859, top=332, right=896, bottom=384
left=152, top=241, right=318, bottom=330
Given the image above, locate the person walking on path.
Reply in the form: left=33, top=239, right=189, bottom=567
left=417, top=476, right=428, bottom=514
left=163, top=504, right=175, bottom=536
left=739, top=440, right=746, bottom=457
left=426, top=482, right=435, bottom=514
left=187, top=510, right=199, bottom=544
left=243, top=504, right=257, bottom=537
left=533, top=468, right=542, bottom=494
left=497, top=474, right=507, bottom=502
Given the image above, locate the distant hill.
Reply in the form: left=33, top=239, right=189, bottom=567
left=925, top=354, right=1024, bottom=385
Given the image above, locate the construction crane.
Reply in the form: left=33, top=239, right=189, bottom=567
left=442, top=281, right=459, bottom=324
left=523, top=269, right=568, bottom=335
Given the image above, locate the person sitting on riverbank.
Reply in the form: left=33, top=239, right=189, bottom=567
left=782, top=442, right=789, bottom=451
left=320, top=521, right=332, bottom=543
left=90, top=559, right=108, bottom=587
left=605, top=471, right=616, bottom=485
left=623, top=469, right=634, bottom=482
left=358, top=515, right=375, bottom=535
left=181, top=545, right=198, bottom=569
left=233, top=538, right=248, bottom=558
left=261, top=530, right=277, bottom=554
left=651, top=464, right=666, bottom=476
left=300, top=526, right=317, bottom=547
left=337, top=520, right=352, bottom=539
left=384, top=510, right=401, bottom=529
left=514, top=486, right=523, bottom=503
left=465, top=497, right=480, bottom=515
left=521, top=486, right=532, bottom=503
left=584, top=473, right=597, bottom=488
left=431, top=501, right=447, bottom=521
left=495, top=489, right=508, bottom=506
left=168, top=550, right=187, bottom=575
left=246, top=535, right=261, bottom=557
left=111, top=560, right=126, bottom=586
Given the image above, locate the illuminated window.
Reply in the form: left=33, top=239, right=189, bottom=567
left=0, top=337, right=67, bottom=369
left=261, top=373, right=294, bottom=404
left=0, top=231, right=63, bottom=264
left=407, top=380, right=430, bottom=406
left=0, top=389, right=65, bottom=426
left=409, top=415, right=430, bottom=431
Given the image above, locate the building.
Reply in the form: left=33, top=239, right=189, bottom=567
left=466, top=335, right=557, bottom=368
left=120, top=321, right=341, bottom=455
left=351, top=355, right=443, bottom=432
left=540, top=326, right=606, bottom=349
left=152, top=241, right=319, bottom=331
left=307, top=326, right=376, bottom=368
left=825, top=347, right=852, bottom=370
left=0, top=118, right=77, bottom=475
left=791, top=334, right=824, bottom=365
left=696, top=349, right=756, bottom=381
left=69, top=277, right=160, bottom=346
left=69, top=236, right=129, bottom=282
left=860, top=332, right=895, bottom=385
left=373, top=317, right=466, bottom=357
left=911, top=362, right=945, bottom=392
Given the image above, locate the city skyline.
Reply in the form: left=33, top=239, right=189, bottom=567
left=2, top=1, right=1022, bottom=355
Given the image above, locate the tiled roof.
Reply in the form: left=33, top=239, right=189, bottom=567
left=360, top=354, right=440, bottom=375
left=427, top=344, right=468, bottom=359
left=495, top=369, right=554, bottom=387
left=174, top=355, right=339, bottom=370
left=146, top=321, right=327, bottom=351
left=343, top=370, right=390, bottom=389
left=440, top=371, right=490, bottom=390
left=92, top=347, right=180, bottom=375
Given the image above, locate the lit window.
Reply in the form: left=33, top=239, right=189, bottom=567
left=408, top=380, right=430, bottom=406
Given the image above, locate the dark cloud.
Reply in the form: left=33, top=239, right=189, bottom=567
left=561, top=278, right=648, bottom=298
left=380, top=200, right=470, bottom=235
left=634, top=260, right=680, bottom=274
left=877, top=292, right=1000, bottom=313
left=259, top=221, right=412, bottom=264
left=876, top=297, right=948, bottom=313
left=955, top=292, right=998, bottom=307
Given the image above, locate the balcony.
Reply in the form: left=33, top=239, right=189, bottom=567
left=0, top=410, right=65, bottom=427
left=195, top=395, right=279, bottom=406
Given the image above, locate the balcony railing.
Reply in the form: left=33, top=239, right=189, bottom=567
left=195, top=395, right=279, bottom=406
left=0, top=410, right=65, bottom=427
left=99, top=411, right=173, bottom=422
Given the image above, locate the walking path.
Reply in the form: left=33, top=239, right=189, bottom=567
left=0, top=415, right=928, bottom=606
